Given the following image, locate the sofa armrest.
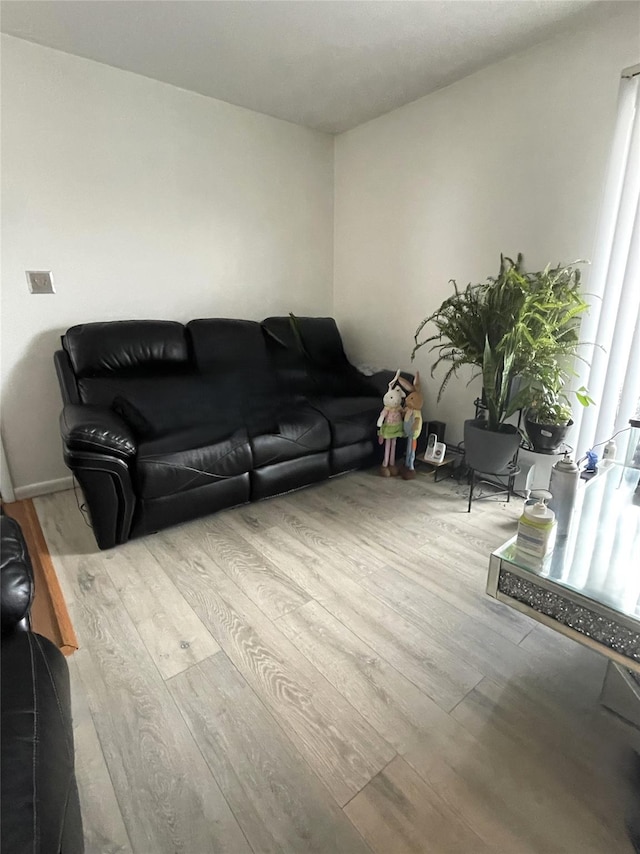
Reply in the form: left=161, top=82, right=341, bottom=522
left=1, top=514, right=34, bottom=634
left=60, top=404, right=137, bottom=459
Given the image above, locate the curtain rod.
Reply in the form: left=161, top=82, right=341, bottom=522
left=622, top=63, right=640, bottom=78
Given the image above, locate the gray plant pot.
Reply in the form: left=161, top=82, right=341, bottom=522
left=464, top=418, right=520, bottom=474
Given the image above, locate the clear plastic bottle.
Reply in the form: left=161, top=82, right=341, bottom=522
left=516, top=499, right=557, bottom=559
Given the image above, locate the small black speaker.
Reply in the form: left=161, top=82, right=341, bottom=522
left=426, top=421, right=446, bottom=443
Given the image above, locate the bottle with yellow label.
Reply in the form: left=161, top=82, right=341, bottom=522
left=516, top=499, right=557, bottom=560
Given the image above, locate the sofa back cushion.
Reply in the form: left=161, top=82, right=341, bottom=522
left=262, top=316, right=376, bottom=397
left=188, top=319, right=279, bottom=399
left=63, top=321, right=189, bottom=378
left=260, top=316, right=313, bottom=395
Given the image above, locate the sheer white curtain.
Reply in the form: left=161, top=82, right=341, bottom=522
left=573, top=68, right=640, bottom=459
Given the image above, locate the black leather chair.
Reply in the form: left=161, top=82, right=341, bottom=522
left=1, top=512, right=84, bottom=854
left=55, top=316, right=392, bottom=549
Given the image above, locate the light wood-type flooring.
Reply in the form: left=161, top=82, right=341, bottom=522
left=35, top=470, right=635, bottom=854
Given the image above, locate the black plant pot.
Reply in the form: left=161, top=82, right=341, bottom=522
left=463, top=419, right=520, bottom=474
left=524, top=417, right=573, bottom=453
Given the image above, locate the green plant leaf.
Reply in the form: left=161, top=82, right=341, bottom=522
left=412, top=254, right=591, bottom=426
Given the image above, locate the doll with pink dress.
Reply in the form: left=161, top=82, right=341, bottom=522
left=377, top=370, right=405, bottom=476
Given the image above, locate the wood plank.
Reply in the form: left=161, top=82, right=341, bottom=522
left=283, top=487, right=531, bottom=647
left=168, top=651, right=372, bottom=854
left=277, top=600, right=465, bottom=754
left=292, top=481, right=437, bottom=550
left=412, top=503, right=512, bottom=554
left=421, top=534, right=504, bottom=580
left=200, top=514, right=311, bottom=619
left=101, top=538, right=220, bottom=680
left=401, top=731, right=544, bottom=853
left=4, top=496, right=78, bottom=654
left=403, top=719, right=630, bottom=854
left=344, top=755, right=492, bottom=854
left=499, top=623, right=631, bottom=761
left=67, top=555, right=252, bottom=854
left=358, top=564, right=533, bottom=685
left=329, top=471, right=514, bottom=553
left=449, top=676, right=631, bottom=852
left=390, top=546, right=532, bottom=645
left=312, top=586, right=482, bottom=713
left=263, top=495, right=386, bottom=579
left=280, top=490, right=481, bottom=593
left=428, top=500, right=519, bottom=545
left=275, top=603, right=544, bottom=851
left=143, top=528, right=395, bottom=806
left=33, top=476, right=634, bottom=854
left=280, top=488, right=531, bottom=656
left=34, top=488, right=101, bottom=610
left=223, top=516, right=483, bottom=711
left=221, top=511, right=380, bottom=596
left=67, top=653, right=133, bottom=854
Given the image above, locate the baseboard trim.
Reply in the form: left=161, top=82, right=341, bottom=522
left=14, top=476, right=74, bottom=500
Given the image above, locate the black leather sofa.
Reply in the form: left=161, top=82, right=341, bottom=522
left=55, top=316, right=390, bottom=549
left=1, top=512, right=84, bottom=854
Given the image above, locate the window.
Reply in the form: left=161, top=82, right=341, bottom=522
left=574, top=64, right=640, bottom=461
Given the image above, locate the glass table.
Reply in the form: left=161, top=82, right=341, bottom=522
left=487, top=462, right=640, bottom=733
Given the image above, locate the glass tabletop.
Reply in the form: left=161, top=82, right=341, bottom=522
left=494, top=463, right=640, bottom=620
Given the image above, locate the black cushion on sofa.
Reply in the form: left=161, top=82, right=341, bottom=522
left=1, top=631, right=83, bottom=854
left=294, top=317, right=380, bottom=396
left=77, top=376, right=222, bottom=438
left=111, top=395, right=155, bottom=438
left=1, top=516, right=84, bottom=853
left=1, top=514, right=34, bottom=634
left=261, top=316, right=377, bottom=397
left=291, top=316, right=348, bottom=367
left=249, top=403, right=331, bottom=467
left=188, top=318, right=280, bottom=410
left=306, top=396, right=381, bottom=447
left=135, top=427, right=253, bottom=500
left=189, top=319, right=275, bottom=377
left=107, top=377, right=225, bottom=439
left=63, top=320, right=189, bottom=378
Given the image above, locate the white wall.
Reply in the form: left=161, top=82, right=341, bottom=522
left=334, top=4, right=640, bottom=447
left=1, top=35, right=334, bottom=494
left=4, top=6, right=639, bottom=495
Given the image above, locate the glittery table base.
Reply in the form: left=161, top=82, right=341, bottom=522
left=497, top=570, right=640, bottom=662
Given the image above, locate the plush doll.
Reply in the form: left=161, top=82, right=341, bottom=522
left=398, top=372, right=423, bottom=480
left=377, top=370, right=405, bottom=477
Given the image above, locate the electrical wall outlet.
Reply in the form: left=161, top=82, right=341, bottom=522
left=26, top=271, right=55, bottom=294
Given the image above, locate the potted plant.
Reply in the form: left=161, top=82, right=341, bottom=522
left=411, top=254, right=592, bottom=471
left=516, top=262, right=594, bottom=452
left=524, top=371, right=594, bottom=453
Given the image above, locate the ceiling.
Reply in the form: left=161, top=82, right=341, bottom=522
left=0, top=1, right=620, bottom=133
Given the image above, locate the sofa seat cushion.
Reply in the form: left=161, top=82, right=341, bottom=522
left=249, top=403, right=330, bottom=467
left=305, top=396, right=380, bottom=448
left=135, top=426, right=253, bottom=500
